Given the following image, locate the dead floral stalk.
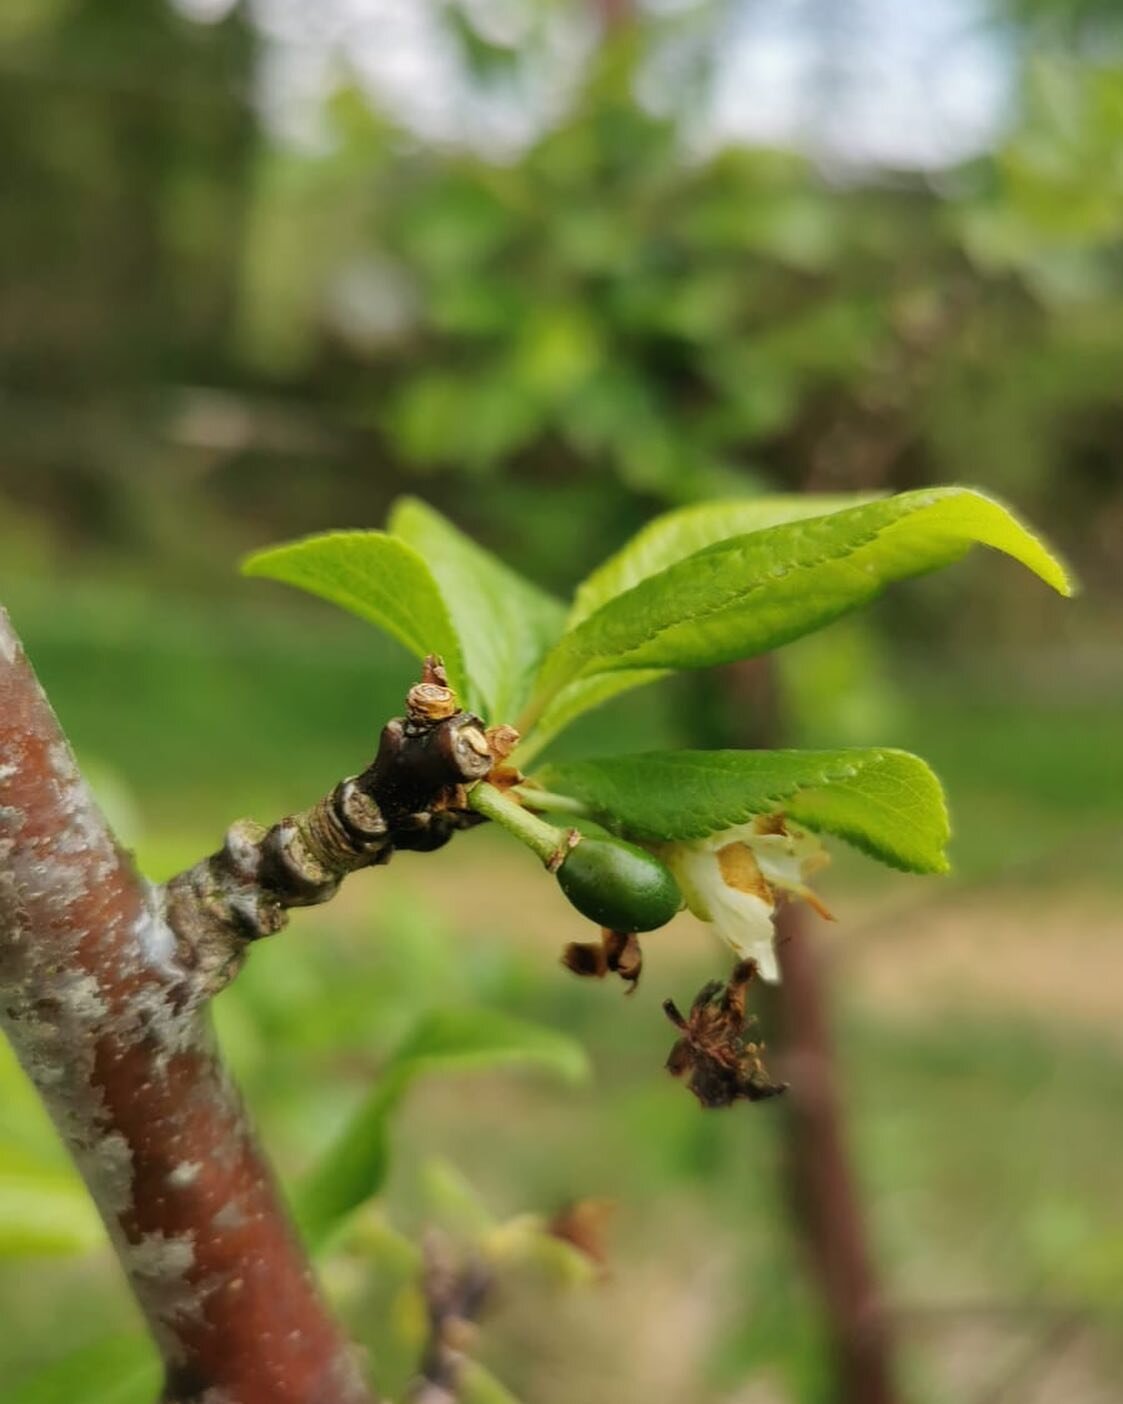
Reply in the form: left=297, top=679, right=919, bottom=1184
left=406, top=1234, right=494, bottom=1404
left=0, top=618, right=493, bottom=1404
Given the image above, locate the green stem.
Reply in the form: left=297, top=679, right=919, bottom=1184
left=512, top=688, right=550, bottom=741
left=467, top=783, right=569, bottom=867
left=511, top=786, right=589, bottom=816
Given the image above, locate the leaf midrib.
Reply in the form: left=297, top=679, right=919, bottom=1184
left=537, top=495, right=933, bottom=700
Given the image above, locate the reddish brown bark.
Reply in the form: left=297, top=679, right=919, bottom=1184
left=592, top=0, right=634, bottom=33
left=774, top=904, right=896, bottom=1404
left=0, top=609, right=374, bottom=1404
left=725, top=654, right=898, bottom=1404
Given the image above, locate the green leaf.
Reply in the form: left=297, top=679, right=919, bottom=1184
left=569, top=493, right=874, bottom=626
left=297, top=1008, right=588, bottom=1250
left=389, top=497, right=566, bottom=722
left=0, top=1155, right=104, bottom=1256
left=7, top=1335, right=158, bottom=1404
left=525, top=488, right=1074, bottom=726
left=420, top=1158, right=498, bottom=1237
left=519, top=496, right=867, bottom=756
left=242, top=531, right=467, bottom=700
left=536, top=748, right=951, bottom=873
left=515, top=670, right=668, bottom=767
left=462, top=1359, right=526, bottom=1404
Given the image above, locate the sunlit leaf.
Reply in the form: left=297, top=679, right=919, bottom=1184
left=390, top=498, right=566, bottom=722
left=516, top=494, right=873, bottom=758
left=569, top=493, right=873, bottom=626
left=536, top=747, right=951, bottom=873
left=242, top=531, right=467, bottom=701
left=297, top=1009, right=588, bottom=1250
left=525, top=488, right=1074, bottom=728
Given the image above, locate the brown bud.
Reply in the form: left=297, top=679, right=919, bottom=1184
left=407, top=681, right=459, bottom=723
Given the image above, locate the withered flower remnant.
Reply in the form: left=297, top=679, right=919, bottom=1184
left=663, top=960, right=787, bottom=1109
left=663, top=814, right=831, bottom=982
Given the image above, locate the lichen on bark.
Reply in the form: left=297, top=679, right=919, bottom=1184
left=0, top=607, right=375, bottom=1404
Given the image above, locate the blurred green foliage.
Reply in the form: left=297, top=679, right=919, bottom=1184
left=1, top=0, right=1122, bottom=1399
left=6, top=855, right=1123, bottom=1400
left=1, top=0, right=1121, bottom=600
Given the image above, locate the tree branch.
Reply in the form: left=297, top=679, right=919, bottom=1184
left=722, top=653, right=899, bottom=1404
left=406, top=1233, right=493, bottom=1404
left=0, top=615, right=496, bottom=1403
left=773, top=903, right=897, bottom=1404
left=163, top=660, right=495, bottom=999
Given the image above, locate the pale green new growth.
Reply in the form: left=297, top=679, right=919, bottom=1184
left=569, top=493, right=874, bottom=626
left=243, top=508, right=566, bottom=721
left=522, top=495, right=868, bottom=758
left=242, top=530, right=470, bottom=700
left=523, top=487, right=1074, bottom=729
left=241, top=488, right=1072, bottom=886
left=537, top=749, right=951, bottom=874
left=390, top=497, right=566, bottom=722
left=461, top=1359, right=528, bottom=1404
left=4, top=1007, right=583, bottom=1402
left=296, top=1008, right=587, bottom=1250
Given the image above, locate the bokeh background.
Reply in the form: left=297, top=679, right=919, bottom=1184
left=2, top=2, right=1122, bottom=1401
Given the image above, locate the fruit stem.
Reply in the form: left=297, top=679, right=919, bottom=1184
left=468, top=782, right=571, bottom=867
left=510, top=786, right=589, bottom=816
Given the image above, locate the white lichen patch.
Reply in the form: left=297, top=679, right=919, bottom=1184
left=47, top=740, right=79, bottom=785
left=73, top=1128, right=135, bottom=1225
left=126, top=1229, right=197, bottom=1288
left=0, top=614, right=17, bottom=664
left=1, top=1018, right=137, bottom=1226
left=1, top=808, right=139, bottom=1234
left=58, top=968, right=109, bottom=1026
left=134, top=884, right=178, bottom=975
left=128, top=985, right=209, bottom=1072
left=211, top=1200, right=248, bottom=1231
left=46, top=742, right=118, bottom=885
left=33, top=858, right=92, bottom=912
left=166, top=1161, right=202, bottom=1190
left=122, top=1229, right=212, bottom=1361
left=0, top=634, right=375, bottom=1399
left=330, top=1343, right=376, bottom=1404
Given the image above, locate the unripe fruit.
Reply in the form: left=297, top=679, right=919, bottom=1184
left=556, top=835, right=682, bottom=933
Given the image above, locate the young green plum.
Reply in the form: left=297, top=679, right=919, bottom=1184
left=555, top=834, right=682, bottom=933
left=468, top=782, right=682, bottom=933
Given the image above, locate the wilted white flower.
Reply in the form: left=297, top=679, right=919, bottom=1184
left=663, top=815, right=832, bottom=982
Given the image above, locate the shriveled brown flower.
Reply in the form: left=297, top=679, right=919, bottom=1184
left=663, top=959, right=787, bottom=1108
left=562, top=927, right=643, bottom=992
